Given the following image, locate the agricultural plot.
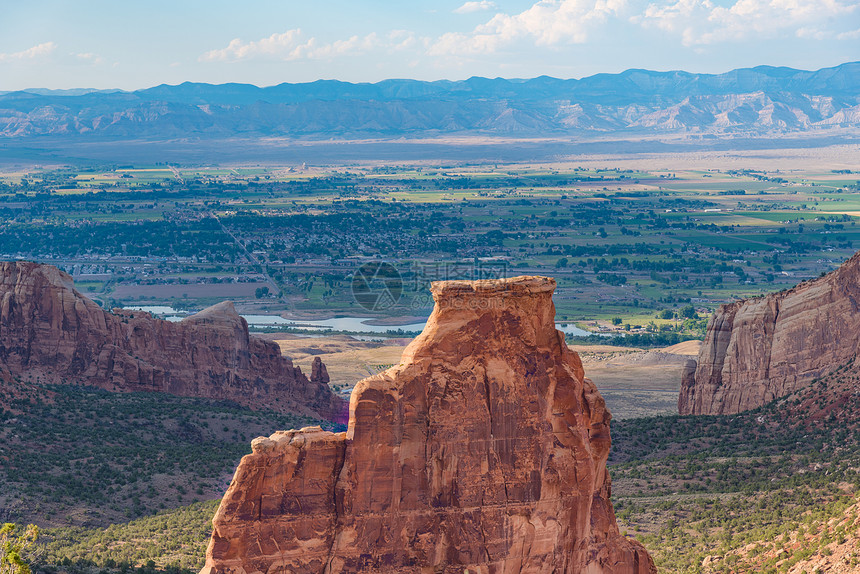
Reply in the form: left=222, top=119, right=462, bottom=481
left=0, top=158, right=857, bottom=345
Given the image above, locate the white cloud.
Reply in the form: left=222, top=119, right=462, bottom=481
left=795, top=26, right=827, bottom=39
left=638, top=0, right=859, bottom=45
left=454, top=1, right=498, bottom=13
left=388, top=30, right=418, bottom=50
left=430, top=0, right=626, bottom=56
left=200, top=0, right=856, bottom=70
left=200, top=30, right=414, bottom=62
left=837, top=27, right=860, bottom=38
left=200, top=29, right=304, bottom=61
left=289, top=33, right=381, bottom=60
left=74, top=52, right=106, bottom=65
left=0, top=42, right=56, bottom=63
left=429, top=31, right=502, bottom=55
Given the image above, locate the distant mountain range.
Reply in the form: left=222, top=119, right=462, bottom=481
left=1, top=62, right=858, bottom=139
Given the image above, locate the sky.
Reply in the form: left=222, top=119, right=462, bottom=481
left=1, top=0, right=858, bottom=90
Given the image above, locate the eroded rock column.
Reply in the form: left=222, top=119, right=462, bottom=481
left=202, top=276, right=655, bottom=574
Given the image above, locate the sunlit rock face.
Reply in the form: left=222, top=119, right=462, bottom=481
left=201, top=275, right=655, bottom=574
left=680, top=250, right=860, bottom=416
left=0, top=261, right=342, bottom=419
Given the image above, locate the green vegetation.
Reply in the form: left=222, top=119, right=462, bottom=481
left=569, top=332, right=702, bottom=347
left=610, top=362, right=860, bottom=572
left=0, top=385, right=320, bottom=529
left=1, top=523, right=41, bottom=574
left=1, top=164, right=857, bottom=327
left=40, top=501, right=218, bottom=572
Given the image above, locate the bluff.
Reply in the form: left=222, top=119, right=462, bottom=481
left=679, top=250, right=860, bottom=415
left=201, top=276, right=654, bottom=574
left=0, top=261, right=342, bottom=419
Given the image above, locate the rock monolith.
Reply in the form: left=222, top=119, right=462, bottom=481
left=201, top=275, right=654, bottom=574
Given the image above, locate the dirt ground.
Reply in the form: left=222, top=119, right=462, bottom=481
left=270, top=334, right=700, bottom=418
left=575, top=343, right=699, bottom=419
left=548, top=143, right=860, bottom=172
left=267, top=335, right=411, bottom=399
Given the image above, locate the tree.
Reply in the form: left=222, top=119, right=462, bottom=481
left=679, top=305, right=697, bottom=319
left=1, top=523, right=42, bottom=574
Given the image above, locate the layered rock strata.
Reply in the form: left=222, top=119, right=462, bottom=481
left=201, top=275, right=654, bottom=574
left=680, top=250, right=860, bottom=415
left=0, top=261, right=342, bottom=419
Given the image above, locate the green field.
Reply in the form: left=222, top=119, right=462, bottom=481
left=2, top=162, right=858, bottom=341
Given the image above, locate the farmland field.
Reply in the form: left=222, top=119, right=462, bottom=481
left=0, top=146, right=858, bottom=345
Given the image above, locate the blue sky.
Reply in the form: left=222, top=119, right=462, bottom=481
left=1, top=0, right=858, bottom=90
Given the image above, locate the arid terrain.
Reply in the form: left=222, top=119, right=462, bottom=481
left=270, top=334, right=699, bottom=419
left=577, top=341, right=700, bottom=419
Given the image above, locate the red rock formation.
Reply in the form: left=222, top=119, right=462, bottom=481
left=310, top=356, right=330, bottom=385
left=680, top=250, right=860, bottom=415
left=0, top=261, right=342, bottom=419
left=201, top=276, right=654, bottom=574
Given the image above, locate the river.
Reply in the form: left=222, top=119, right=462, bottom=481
left=126, top=306, right=593, bottom=337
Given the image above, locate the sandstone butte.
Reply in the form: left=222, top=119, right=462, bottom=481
left=679, top=249, right=860, bottom=416
left=0, top=261, right=342, bottom=419
left=201, top=276, right=655, bottom=574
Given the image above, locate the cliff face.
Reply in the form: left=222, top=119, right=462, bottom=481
left=0, top=261, right=342, bottom=419
left=679, top=251, right=860, bottom=415
left=201, top=276, right=654, bottom=574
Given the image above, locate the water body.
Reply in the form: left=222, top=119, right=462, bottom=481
left=126, top=306, right=593, bottom=336
left=242, top=315, right=427, bottom=333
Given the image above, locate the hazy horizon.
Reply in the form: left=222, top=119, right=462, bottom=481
left=3, top=59, right=857, bottom=94
left=3, top=0, right=858, bottom=91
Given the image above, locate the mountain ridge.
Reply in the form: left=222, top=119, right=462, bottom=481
left=1, top=62, right=858, bottom=140
left=7, top=61, right=859, bottom=101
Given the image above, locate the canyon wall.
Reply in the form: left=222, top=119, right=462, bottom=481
left=0, top=261, right=342, bottom=419
left=201, top=276, right=654, bottom=574
left=680, top=251, right=860, bottom=415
